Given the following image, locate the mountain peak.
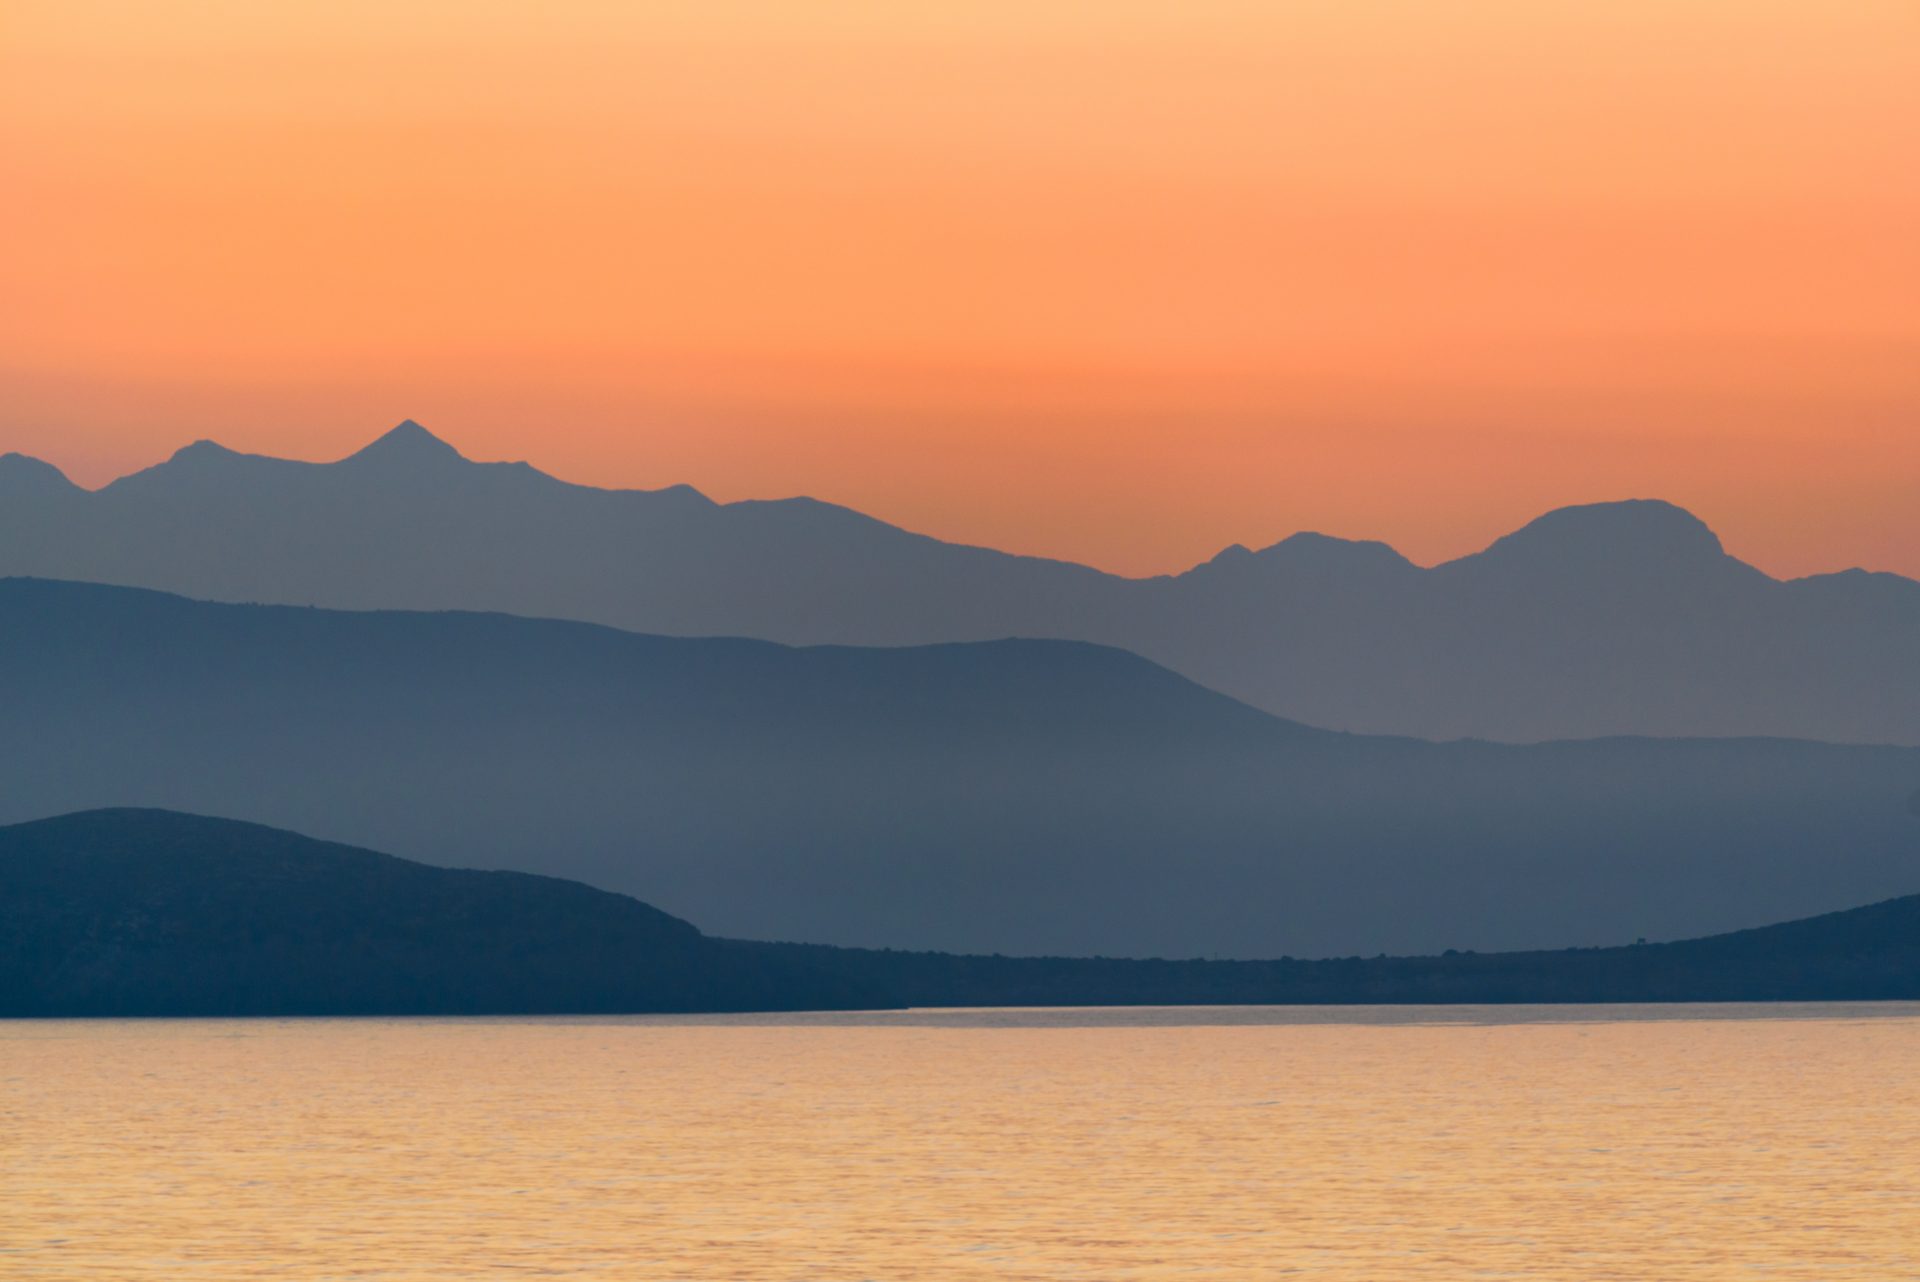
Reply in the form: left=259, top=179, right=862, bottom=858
left=1194, top=531, right=1414, bottom=579
left=169, top=439, right=240, bottom=463
left=1256, top=531, right=1415, bottom=569
left=1472, top=500, right=1728, bottom=571
left=342, top=420, right=466, bottom=469
left=0, top=452, right=79, bottom=495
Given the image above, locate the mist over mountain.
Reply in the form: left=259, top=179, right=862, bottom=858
left=8, top=808, right=1920, bottom=1016
left=4, top=578, right=1915, bottom=959
left=4, top=422, right=1914, bottom=743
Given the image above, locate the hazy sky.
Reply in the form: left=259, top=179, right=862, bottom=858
left=4, top=1, right=1916, bottom=576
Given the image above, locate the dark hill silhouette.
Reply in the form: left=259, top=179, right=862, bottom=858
left=5, top=809, right=1917, bottom=1015
left=3, top=578, right=1916, bottom=959
left=2, top=422, right=1914, bottom=743
left=786, top=887, right=1920, bottom=1006
left=0, top=809, right=887, bottom=1015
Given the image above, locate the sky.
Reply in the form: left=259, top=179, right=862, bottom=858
left=3, top=0, right=1916, bottom=577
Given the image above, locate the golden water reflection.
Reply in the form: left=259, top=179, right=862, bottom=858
left=5, top=1005, right=1918, bottom=1279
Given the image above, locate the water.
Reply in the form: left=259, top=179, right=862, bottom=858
left=5, top=1005, right=1918, bottom=1279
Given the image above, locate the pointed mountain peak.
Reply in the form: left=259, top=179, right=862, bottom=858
left=0, top=451, right=80, bottom=495
left=1204, top=542, right=1255, bottom=566
left=1474, top=500, right=1727, bottom=570
left=92, top=438, right=268, bottom=495
left=342, top=420, right=466, bottom=469
left=168, top=438, right=240, bottom=463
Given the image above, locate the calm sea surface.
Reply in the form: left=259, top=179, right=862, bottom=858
left=5, top=1005, right=1918, bottom=1280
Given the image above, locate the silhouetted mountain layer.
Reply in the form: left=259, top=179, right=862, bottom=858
left=4, top=422, right=1915, bottom=743
left=784, top=890, right=1920, bottom=1005
left=0, top=809, right=888, bottom=1016
left=5, top=579, right=1917, bottom=958
left=6, top=810, right=1918, bottom=1015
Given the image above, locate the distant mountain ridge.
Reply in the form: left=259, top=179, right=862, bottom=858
left=4, top=578, right=1917, bottom=959
left=7, top=809, right=1920, bottom=1016
left=4, top=422, right=1916, bottom=743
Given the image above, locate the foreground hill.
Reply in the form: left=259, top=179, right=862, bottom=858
left=5, top=811, right=1917, bottom=1014
left=4, top=579, right=1917, bottom=959
left=0, top=810, right=886, bottom=1016
left=3, top=422, right=1916, bottom=743
left=785, top=895, right=1920, bottom=1006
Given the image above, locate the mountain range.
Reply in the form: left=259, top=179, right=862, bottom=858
left=9, top=809, right=1920, bottom=1016
left=4, top=577, right=1915, bottom=959
left=4, top=421, right=1915, bottom=744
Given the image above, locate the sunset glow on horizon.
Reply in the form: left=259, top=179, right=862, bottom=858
left=4, top=0, right=1916, bottom=577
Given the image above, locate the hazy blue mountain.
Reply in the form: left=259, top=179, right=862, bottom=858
left=7, top=808, right=1919, bottom=1016
left=3, top=423, right=1915, bottom=743
left=3, top=579, right=1916, bottom=959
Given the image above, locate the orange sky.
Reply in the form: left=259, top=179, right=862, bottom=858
left=3, top=1, right=1916, bottom=577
